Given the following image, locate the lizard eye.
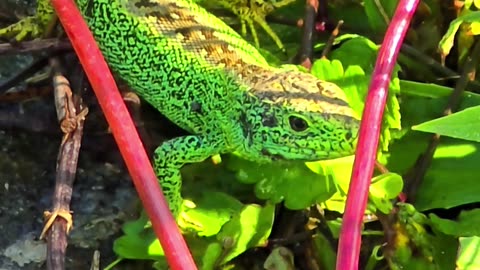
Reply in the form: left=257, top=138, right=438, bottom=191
left=289, top=116, right=309, bottom=132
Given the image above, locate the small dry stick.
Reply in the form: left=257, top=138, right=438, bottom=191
left=43, top=57, right=87, bottom=270
left=320, top=20, right=343, bottom=59
left=90, top=250, right=100, bottom=270
left=0, top=38, right=71, bottom=55
left=298, top=0, right=319, bottom=69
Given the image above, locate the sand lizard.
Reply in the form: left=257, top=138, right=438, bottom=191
left=0, top=0, right=359, bottom=218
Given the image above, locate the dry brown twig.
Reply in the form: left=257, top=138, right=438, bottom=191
left=42, top=57, right=88, bottom=270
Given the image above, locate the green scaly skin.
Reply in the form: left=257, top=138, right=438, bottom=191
left=0, top=0, right=359, bottom=218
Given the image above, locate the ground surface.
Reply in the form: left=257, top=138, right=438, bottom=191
left=0, top=2, right=141, bottom=265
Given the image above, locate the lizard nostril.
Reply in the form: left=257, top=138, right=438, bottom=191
left=345, top=131, right=352, bottom=140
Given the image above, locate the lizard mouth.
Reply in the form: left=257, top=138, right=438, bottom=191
left=260, top=145, right=355, bottom=161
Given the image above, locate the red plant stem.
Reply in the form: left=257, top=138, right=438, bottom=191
left=50, top=1, right=197, bottom=269
left=335, top=0, right=419, bottom=269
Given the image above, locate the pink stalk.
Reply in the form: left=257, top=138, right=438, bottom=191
left=50, top=0, right=197, bottom=269
left=335, top=1, right=419, bottom=269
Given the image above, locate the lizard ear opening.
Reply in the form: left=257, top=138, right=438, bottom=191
left=288, top=115, right=309, bottom=132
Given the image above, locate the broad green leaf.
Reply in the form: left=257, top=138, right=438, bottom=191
left=306, top=156, right=354, bottom=194
left=310, top=58, right=345, bottom=84
left=382, top=91, right=480, bottom=211
left=337, top=64, right=369, bottom=119
left=364, top=0, right=398, bottom=33
left=466, top=0, right=474, bottom=9
left=330, top=36, right=379, bottom=72
left=439, top=11, right=480, bottom=56
left=312, top=234, right=337, bottom=270
left=320, top=37, right=402, bottom=151
left=328, top=4, right=371, bottom=35
left=227, top=156, right=337, bottom=210
left=200, top=243, right=223, bottom=270
left=113, top=199, right=268, bottom=268
left=216, top=203, right=275, bottom=263
left=413, top=106, right=480, bottom=142
left=457, top=236, right=480, bottom=269
left=308, top=158, right=402, bottom=214
left=112, top=192, right=246, bottom=263
left=400, top=80, right=480, bottom=101
left=369, top=173, right=403, bottom=214
left=385, top=131, right=480, bottom=211
left=183, top=192, right=243, bottom=236
left=113, top=212, right=163, bottom=260
left=469, top=21, right=480, bottom=34
left=430, top=209, right=480, bottom=237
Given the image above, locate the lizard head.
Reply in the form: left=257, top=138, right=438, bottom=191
left=241, top=69, right=360, bottom=162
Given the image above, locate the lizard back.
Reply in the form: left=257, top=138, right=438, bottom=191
left=76, top=0, right=273, bottom=133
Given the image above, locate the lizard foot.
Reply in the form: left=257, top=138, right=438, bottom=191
left=40, top=209, right=73, bottom=239
left=0, top=0, right=55, bottom=42
left=221, top=0, right=296, bottom=52
left=0, top=17, right=46, bottom=41
left=176, top=199, right=205, bottom=232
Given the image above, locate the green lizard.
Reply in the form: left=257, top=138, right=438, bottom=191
left=0, top=0, right=359, bottom=219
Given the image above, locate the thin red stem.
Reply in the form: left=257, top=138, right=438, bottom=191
left=335, top=1, right=419, bottom=269
left=49, top=0, right=197, bottom=269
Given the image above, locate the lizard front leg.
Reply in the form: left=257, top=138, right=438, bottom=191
left=153, top=135, right=223, bottom=219
left=0, top=0, right=55, bottom=41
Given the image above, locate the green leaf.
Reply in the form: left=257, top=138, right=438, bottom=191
left=310, top=58, right=345, bottom=83
left=400, top=80, right=480, bottom=101
left=113, top=212, right=163, bottom=259
left=397, top=136, right=480, bottom=211
left=312, top=234, right=337, bottom=270
left=217, top=203, right=275, bottom=263
left=369, top=173, right=403, bottom=213
left=438, top=11, right=480, bottom=57
left=308, top=158, right=402, bottom=214
left=200, top=243, right=223, bottom=270
left=364, top=0, right=398, bottom=33
left=469, top=21, right=480, bottom=35
left=112, top=192, right=246, bottom=263
left=457, top=236, right=480, bottom=269
left=412, top=105, right=480, bottom=142
left=227, top=156, right=338, bottom=210
left=318, top=37, right=402, bottom=151
left=113, top=200, right=270, bottom=268
left=466, top=0, right=474, bottom=9
left=430, top=209, right=480, bottom=237
left=306, top=156, right=354, bottom=194
left=381, top=90, right=480, bottom=211
left=330, top=36, right=379, bottom=73
left=328, top=4, right=371, bottom=35
left=183, top=192, right=244, bottom=236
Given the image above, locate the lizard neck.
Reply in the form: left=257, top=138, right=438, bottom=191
left=233, top=92, right=277, bottom=163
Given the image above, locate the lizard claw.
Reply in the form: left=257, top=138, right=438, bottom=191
left=212, top=0, right=295, bottom=52
left=0, top=0, right=55, bottom=42
left=176, top=200, right=205, bottom=232
left=0, top=17, right=45, bottom=41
